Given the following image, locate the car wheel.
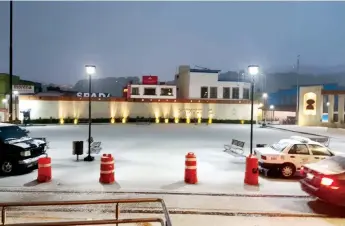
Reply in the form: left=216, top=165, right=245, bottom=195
left=1, top=161, right=14, bottom=175
left=280, top=163, right=296, bottom=178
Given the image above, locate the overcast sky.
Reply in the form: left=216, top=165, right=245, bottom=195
left=0, top=1, right=344, bottom=85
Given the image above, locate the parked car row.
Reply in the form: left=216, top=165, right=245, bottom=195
left=254, top=135, right=345, bottom=207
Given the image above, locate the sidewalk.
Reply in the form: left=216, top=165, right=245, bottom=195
left=266, top=125, right=345, bottom=152
left=266, top=125, right=345, bottom=138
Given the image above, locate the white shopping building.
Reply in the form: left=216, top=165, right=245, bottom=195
left=129, top=84, right=177, bottom=99
left=175, top=65, right=251, bottom=100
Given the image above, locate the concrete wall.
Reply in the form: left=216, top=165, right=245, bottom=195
left=0, top=108, right=6, bottom=122
left=176, top=65, right=190, bottom=99
left=18, top=97, right=259, bottom=121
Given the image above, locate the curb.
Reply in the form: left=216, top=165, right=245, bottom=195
left=19, top=124, right=47, bottom=127
left=9, top=206, right=335, bottom=218
left=0, top=188, right=310, bottom=199
left=266, top=125, right=327, bottom=138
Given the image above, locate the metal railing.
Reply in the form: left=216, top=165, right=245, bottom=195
left=0, top=198, right=172, bottom=226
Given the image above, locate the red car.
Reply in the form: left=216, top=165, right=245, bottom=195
left=300, top=156, right=345, bottom=206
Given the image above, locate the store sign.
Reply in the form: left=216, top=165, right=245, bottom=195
left=12, top=85, right=35, bottom=94
left=303, top=92, right=317, bottom=115
left=76, top=92, right=111, bottom=98
left=142, top=75, right=158, bottom=85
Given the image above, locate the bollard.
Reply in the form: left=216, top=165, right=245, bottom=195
left=184, top=152, right=197, bottom=184
left=244, top=155, right=259, bottom=186
left=99, top=154, right=115, bottom=184
left=37, top=156, right=52, bottom=183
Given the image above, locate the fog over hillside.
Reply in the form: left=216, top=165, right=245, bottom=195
left=66, top=65, right=345, bottom=96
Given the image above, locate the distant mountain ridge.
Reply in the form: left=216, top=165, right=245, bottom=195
left=266, top=64, right=345, bottom=75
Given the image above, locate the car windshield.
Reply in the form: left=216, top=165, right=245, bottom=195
left=315, top=156, right=345, bottom=173
left=0, top=126, right=27, bottom=142
left=270, top=142, right=289, bottom=152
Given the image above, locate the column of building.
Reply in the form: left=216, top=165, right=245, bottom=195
left=328, top=95, right=334, bottom=123
left=338, top=95, right=345, bottom=123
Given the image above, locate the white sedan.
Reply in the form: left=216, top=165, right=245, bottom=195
left=254, top=136, right=335, bottom=178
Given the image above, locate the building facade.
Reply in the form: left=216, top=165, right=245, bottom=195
left=298, top=85, right=345, bottom=126
left=176, top=66, right=251, bottom=100
left=129, top=84, right=177, bottom=99
left=4, top=66, right=263, bottom=122
left=0, top=73, right=41, bottom=120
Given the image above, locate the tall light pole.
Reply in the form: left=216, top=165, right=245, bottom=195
left=262, top=93, right=268, bottom=122
left=248, top=65, right=259, bottom=155
left=84, top=65, right=96, bottom=162
left=13, top=90, right=18, bottom=120
left=270, top=105, right=275, bottom=122
left=9, top=0, right=13, bottom=122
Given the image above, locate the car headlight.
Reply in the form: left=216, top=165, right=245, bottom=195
left=20, top=150, right=31, bottom=157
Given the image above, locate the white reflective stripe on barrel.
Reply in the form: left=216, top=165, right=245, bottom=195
left=38, top=164, right=51, bottom=168
left=101, top=161, right=114, bottom=165
left=186, top=158, right=196, bottom=161
left=100, top=170, right=114, bottom=174
left=185, top=166, right=197, bottom=169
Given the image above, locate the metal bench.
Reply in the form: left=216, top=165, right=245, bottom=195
left=90, top=141, right=102, bottom=154
left=224, top=139, right=245, bottom=157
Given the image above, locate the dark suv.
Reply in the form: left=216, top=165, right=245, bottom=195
left=0, top=123, right=48, bottom=175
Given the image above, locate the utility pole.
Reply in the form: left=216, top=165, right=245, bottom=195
left=9, top=0, right=13, bottom=122
left=296, top=55, right=300, bottom=125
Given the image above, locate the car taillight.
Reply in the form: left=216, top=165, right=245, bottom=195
left=261, top=155, right=267, bottom=160
left=321, top=177, right=334, bottom=186
left=300, top=166, right=305, bottom=175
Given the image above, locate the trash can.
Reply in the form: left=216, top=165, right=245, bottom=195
left=73, top=141, right=84, bottom=161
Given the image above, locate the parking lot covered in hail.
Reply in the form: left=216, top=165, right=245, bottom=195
left=1, top=123, right=345, bottom=226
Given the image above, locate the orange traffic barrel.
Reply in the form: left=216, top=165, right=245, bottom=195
left=244, top=154, right=259, bottom=186
left=37, top=156, right=52, bottom=183
left=184, top=152, right=197, bottom=184
left=99, top=154, right=115, bottom=184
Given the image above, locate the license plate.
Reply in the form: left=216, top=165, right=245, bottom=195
left=307, top=173, right=314, bottom=180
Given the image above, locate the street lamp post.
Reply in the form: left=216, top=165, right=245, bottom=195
left=248, top=65, right=259, bottom=155
left=9, top=0, right=13, bottom=122
left=262, top=93, right=268, bottom=122
left=2, top=99, right=8, bottom=121
left=84, top=65, right=96, bottom=162
left=270, top=105, right=275, bottom=121
left=13, top=90, right=18, bottom=120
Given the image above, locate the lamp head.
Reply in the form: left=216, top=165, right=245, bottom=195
left=85, top=65, right=96, bottom=75
left=248, top=65, right=259, bottom=76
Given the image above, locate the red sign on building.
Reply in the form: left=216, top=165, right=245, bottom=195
left=142, top=75, right=158, bottom=85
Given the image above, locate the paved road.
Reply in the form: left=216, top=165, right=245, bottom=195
left=0, top=124, right=306, bottom=196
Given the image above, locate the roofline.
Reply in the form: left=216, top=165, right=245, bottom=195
left=190, top=69, right=221, bottom=73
